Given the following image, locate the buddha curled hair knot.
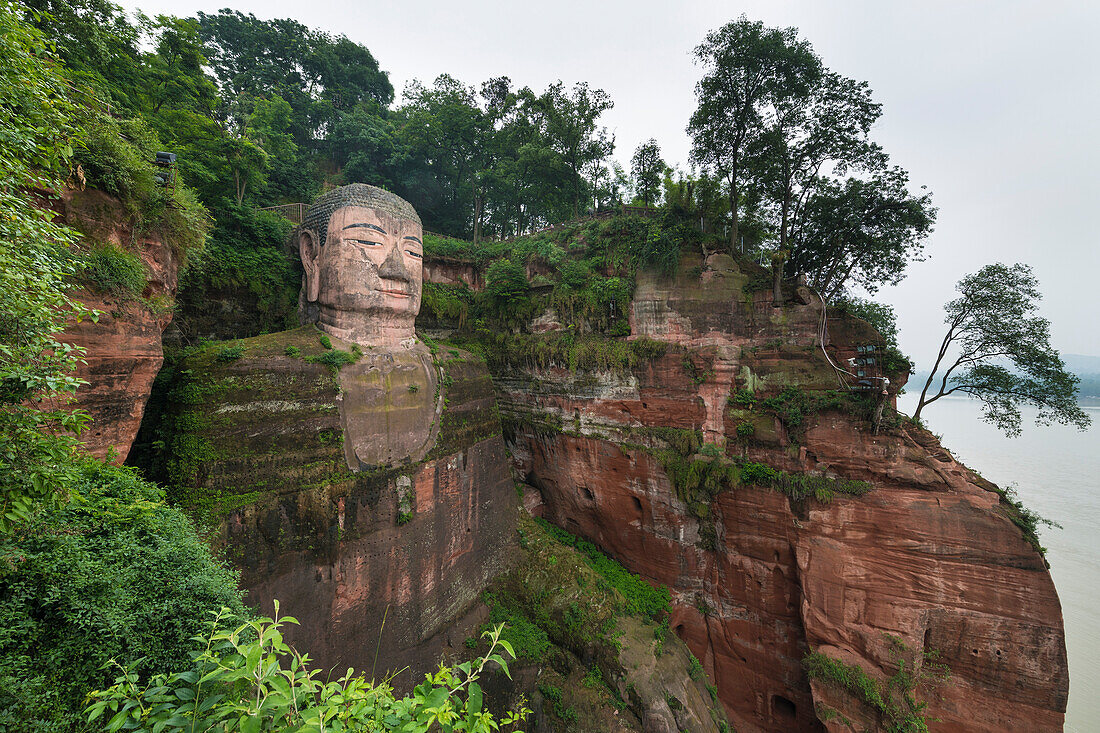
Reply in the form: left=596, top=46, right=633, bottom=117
left=300, top=184, right=420, bottom=248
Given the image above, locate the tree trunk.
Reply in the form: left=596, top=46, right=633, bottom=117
left=473, top=190, right=484, bottom=245
left=728, top=185, right=739, bottom=251
left=873, top=392, right=887, bottom=434
left=771, top=250, right=787, bottom=306
left=234, top=169, right=244, bottom=207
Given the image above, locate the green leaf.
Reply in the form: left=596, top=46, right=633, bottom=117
left=467, top=681, right=483, bottom=717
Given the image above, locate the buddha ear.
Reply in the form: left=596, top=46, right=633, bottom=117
left=299, top=228, right=321, bottom=302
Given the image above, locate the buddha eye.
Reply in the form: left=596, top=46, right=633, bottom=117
left=351, top=239, right=382, bottom=247
left=405, top=250, right=422, bottom=259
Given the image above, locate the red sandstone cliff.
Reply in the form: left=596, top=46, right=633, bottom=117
left=152, top=329, right=519, bottom=681
left=53, top=188, right=181, bottom=463
left=500, top=253, right=1067, bottom=732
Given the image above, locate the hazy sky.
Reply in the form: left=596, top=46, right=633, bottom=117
left=118, top=0, right=1099, bottom=362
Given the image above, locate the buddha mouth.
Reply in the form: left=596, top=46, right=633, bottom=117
left=380, top=288, right=411, bottom=298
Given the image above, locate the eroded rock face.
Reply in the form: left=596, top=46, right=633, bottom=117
left=158, top=328, right=518, bottom=680
left=54, top=188, right=181, bottom=463
left=498, top=255, right=1067, bottom=732
left=424, top=257, right=484, bottom=291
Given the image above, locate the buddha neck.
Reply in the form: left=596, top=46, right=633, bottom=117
left=316, top=305, right=416, bottom=349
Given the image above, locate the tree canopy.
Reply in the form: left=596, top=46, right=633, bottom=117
left=630, top=138, right=665, bottom=207
left=913, top=263, right=1090, bottom=436
left=688, top=16, right=935, bottom=299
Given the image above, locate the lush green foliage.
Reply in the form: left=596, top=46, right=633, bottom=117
left=72, top=111, right=211, bottom=255
left=688, top=16, right=934, bottom=296
left=88, top=608, right=529, bottom=732
left=534, top=518, right=670, bottom=622
left=0, top=460, right=244, bottom=731
left=173, top=205, right=298, bottom=340
left=990, top=482, right=1061, bottom=558
left=913, top=263, right=1090, bottom=435
left=80, top=243, right=147, bottom=296
left=630, top=139, right=665, bottom=207
left=0, top=0, right=89, bottom=531
left=644, top=421, right=871, bottom=510
left=474, top=330, right=667, bottom=374
left=803, top=637, right=949, bottom=733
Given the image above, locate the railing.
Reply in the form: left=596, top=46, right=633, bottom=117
left=259, top=202, right=306, bottom=224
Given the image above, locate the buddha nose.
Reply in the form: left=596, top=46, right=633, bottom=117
left=378, top=243, right=411, bottom=282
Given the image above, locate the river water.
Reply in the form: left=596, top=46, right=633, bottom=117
left=895, top=394, right=1100, bottom=732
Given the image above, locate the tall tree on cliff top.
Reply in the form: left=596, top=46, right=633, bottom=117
left=538, top=80, right=615, bottom=217
left=788, top=168, right=935, bottom=301
left=630, top=139, right=665, bottom=207
left=688, top=16, right=820, bottom=250
left=23, top=0, right=145, bottom=111
left=393, top=74, right=488, bottom=237
left=914, top=263, right=1090, bottom=436
left=195, top=9, right=392, bottom=141
left=755, top=69, right=883, bottom=250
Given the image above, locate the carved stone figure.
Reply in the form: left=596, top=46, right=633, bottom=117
left=298, top=183, right=424, bottom=348
left=298, top=184, right=439, bottom=469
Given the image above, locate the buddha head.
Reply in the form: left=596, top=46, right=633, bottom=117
left=298, top=184, right=423, bottom=347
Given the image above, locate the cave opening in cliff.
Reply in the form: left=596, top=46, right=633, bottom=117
left=772, top=694, right=797, bottom=720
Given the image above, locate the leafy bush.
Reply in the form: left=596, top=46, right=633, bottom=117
left=559, top=259, right=590, bottom=288
left=759, top=386, right=853, bottom=440
left=72, top=113, right=210, bottom=256
left=173, top=205, right=296, bottom=339
left=421, top=281, right=474, bottom=328
left=73, top=113, right=157, bottom=206
left=305, top=347, right=359, bottom=371
left=803, top=640, right=947, bottom=733
left=486, top=598, right=552, bottom=662
left=688, top=654, right=704, bottom=680
left=215, top=344, right=244, bottom=362
left=87, top=611, right=529, bottom=732
left=80, top=243, right=147, bottom=296
left=0, top=460, right=244, bottom=731
left=486, top=258, right=529, bottom=303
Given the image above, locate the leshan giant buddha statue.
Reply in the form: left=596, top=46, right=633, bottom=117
left=156, top=183, right=516, bottom=679
left=298, top=184, right=440, bottom=470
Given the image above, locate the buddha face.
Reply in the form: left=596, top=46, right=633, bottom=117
left=300, top=205, right=424, bottom=322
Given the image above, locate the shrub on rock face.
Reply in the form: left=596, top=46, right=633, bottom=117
left=80, top=243, right=148, bottom=296
left=0, top=460, right=244, bottom=731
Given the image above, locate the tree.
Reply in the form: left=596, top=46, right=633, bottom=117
left=87, top=615, right=528, bottom=732
left=538, top=80, right=614, bottom=217
left=23, top=0, right=146, bottom=111
left=393, top=74, right=488, bottom=237
left=630, top=138, right=665, bottom=207
left=787, top=168, right=935, bottom=300
left=139, top=15, right=217, bottom=116
left=913, top=263, right=1090, bottom=436
left=688, top=17, right=820, bottom=249
left=195, top=10, right=392, bottom=141
left=756, top=69, right=885, bottom=252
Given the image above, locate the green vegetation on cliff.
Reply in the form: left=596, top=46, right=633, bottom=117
left=803, top=636, right=950, bottom=733
left=0, top=460, right=245, bottom=731
left=474, top=513, right=726, bottom=732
